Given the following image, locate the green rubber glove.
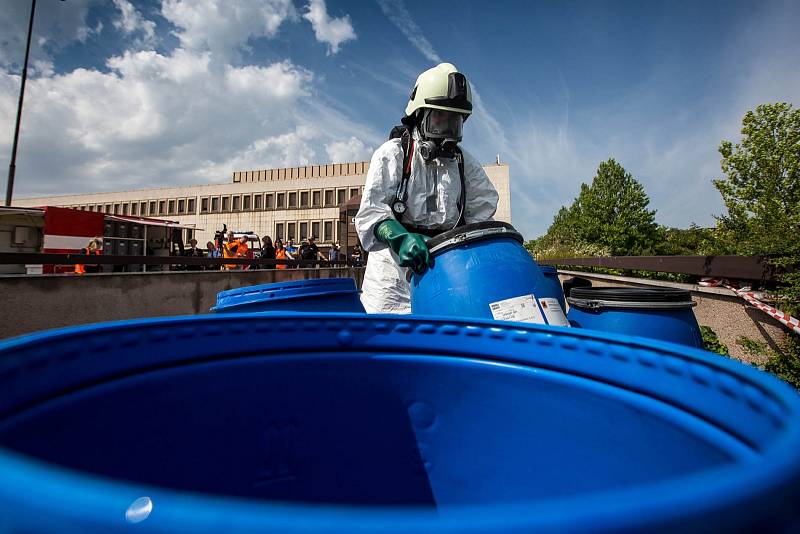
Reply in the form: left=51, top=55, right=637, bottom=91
left=374, top=219, right=433, bottom=274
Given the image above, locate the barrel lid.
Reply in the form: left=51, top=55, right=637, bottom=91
left=567, top=287, right=696, bottom=309
left=426, top=221, right=523, bottom=256
left=213, top=278, right=358, bottom=310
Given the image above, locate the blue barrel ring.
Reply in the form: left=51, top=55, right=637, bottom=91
left=212, top=277, right=365, bottom=313
left=567, top=286, right=703, bottom=347
left=0, top=314, right=798, bottom=532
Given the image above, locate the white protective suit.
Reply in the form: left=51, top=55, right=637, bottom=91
left=355, top=129, right=499, bottom=313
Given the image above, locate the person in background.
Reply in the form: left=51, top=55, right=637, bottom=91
left=183, top=238, right=203, bottom=271
left=260, top=235, right=277, bottom=269
left=206, top=241, right=221, bottom=271
left=285, top=238, right=298, bottom=268
left=274, top=238, right=293, bottom=269
left=75, top=237, right=102, bottom=274
left=350, top=244, right=363, bottom=267
left=328, top=242, right=340, bottom=262
left=224, top=235, right=249, bottom=270
left=298, top=236, right=324, bottom=267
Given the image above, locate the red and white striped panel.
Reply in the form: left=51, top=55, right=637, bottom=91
left=700, top=277, right=800, bottom=335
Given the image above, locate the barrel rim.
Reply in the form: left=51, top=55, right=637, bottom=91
left=567, top=297, right=698, bottom=310
left=1, top=313, right=799, bottom=532
left=214, top=278, right=358, bottom=309
left=425, top=221, right=523, bottom=257
left=569, top=286, right=693, bottom=303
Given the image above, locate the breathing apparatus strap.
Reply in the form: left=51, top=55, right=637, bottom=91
left=391, top=129, right=414, bottom=220
left=454, top=147, right=467, bottom=229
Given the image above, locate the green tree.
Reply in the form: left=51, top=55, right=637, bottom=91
left=713, top=103, right=800, bottom=258
left=658, top=224, right=717, bottom=256
left=526, top=158, right=660, bottom=259
left=714, top=103, right=800, bottom=389
left=571, top=158, right=661, bottom=255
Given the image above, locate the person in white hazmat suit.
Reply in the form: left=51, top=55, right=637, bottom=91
left=355, top=63, right=499, bottom=313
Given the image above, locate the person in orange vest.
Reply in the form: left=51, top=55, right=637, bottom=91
left=224, top=235, right=249, bottom=270
left=75, top=237, right=102, bottom=274
left=274, top=238, right=294, bottom=269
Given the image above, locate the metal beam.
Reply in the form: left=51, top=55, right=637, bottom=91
left=537, top=255, right=784, bottom=282
left=0, top=252, right=352, bottom=268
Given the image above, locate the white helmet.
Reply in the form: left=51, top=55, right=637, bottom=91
left=405, top=63, right=473, bottom=119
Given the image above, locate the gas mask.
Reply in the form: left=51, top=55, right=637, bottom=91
left=418, top=108, right=463, bottom=161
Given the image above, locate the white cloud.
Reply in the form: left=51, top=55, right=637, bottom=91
left=0, top=0, right=94, bottom=68
left=0, top=1, right=380, bottom=199
left=376, top=0, right=441, bottom=63
left=302, top=0, right=356, bottom=55
left=161, top=0, right=296, bottom=60
left=113, top=0, right=157, bottom=47
left=325, top=136, right=372, bottom=162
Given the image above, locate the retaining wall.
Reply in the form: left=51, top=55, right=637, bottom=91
left=0, top=268, right=364, bottom=339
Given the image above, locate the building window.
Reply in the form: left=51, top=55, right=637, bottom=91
left=265, top=194, right=274, bottom=209
left=201, top=198, right=209, bottom=213
left=130, top=203, right=137, bottom=215
left=159, top=201, right=166, bottom=215
left=148, top=201, right=156, bottom=215
left=350, top=188, right=359, bottom=199
left=221, top=196, right=230, bottom=212
left=168, top=200, right=176, bottom=214
left=254, top=194, right=262, bottom=210
left=113, top=204, right=120, bottom=215
left=122, top=204, right=128, bottom=215
left=211, top=197, right=219, bottom=212
left=275, top=193, right=284, bottom=208
left=178, top=199, right=185, bottom=213
left=300, top=191, right=309, bottom=207
left=287, top=222, right=296, bottom=241
left=139, top=202, right=146, bottom=215
left=312, top=221, right=320, bottom=240
left=337, top=189, right=346, bottom=205
left=243, top=195, right=251, bottom=211
left=324, top=189, right=334, bottom=206
left=97, top=205, right=103, bottom=212
left=187, top=198, right=196, bottom=213
left=312, top=190, right=321, bottom=207
left=232, top=195, right=240, bottom=211
left=275, top=222, right=284, bottom=241
left=299, top=222, right=308, bottom=240
left=324, top=220, right=333, bottom=241
left=288, top=191, right=297, bottom=208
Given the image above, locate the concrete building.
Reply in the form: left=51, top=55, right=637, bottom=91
left=14, top=160, right=511, bottom=248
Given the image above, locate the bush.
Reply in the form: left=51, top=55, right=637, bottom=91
left=700, top=326, right=729, bottom=356
left=738, top=335, right=800, bottom=390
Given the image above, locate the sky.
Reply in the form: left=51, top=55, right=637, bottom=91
left=0, top=0, right=798, bottom=238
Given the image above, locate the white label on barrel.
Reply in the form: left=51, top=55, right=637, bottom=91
left=539, top=297, right=570, bottom=326
left=489, top=294, right=545, bottom=324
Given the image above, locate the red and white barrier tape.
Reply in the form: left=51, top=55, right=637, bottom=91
left=699, top=277, right=800, bottom=335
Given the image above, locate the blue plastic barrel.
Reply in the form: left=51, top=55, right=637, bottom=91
left=1, top=313, right=799, bottom=533
left=410, top=222, right=568, bottom=325
left=211, top=277, right=365, bottom=313
left=539, top=265, right=566, bottom=312
left=567, top=286, right=703, bottom=347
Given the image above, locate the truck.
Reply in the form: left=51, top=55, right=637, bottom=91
left=0, top=206, right=200, bottom=274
